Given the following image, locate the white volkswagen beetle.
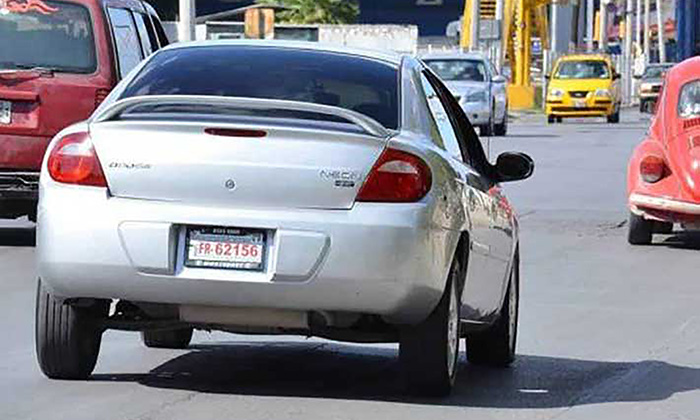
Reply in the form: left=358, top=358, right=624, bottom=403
left=35, top=41, right=533, bottom=396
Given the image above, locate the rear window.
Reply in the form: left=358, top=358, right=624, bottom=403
left=0, top=1, right=96, bottom=74
left=678, top=80, right=700, bottom=118
left=120, top=46, right=400, bottom=129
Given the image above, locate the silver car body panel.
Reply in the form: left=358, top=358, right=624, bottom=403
left=38, top=42, right=518, bottom=328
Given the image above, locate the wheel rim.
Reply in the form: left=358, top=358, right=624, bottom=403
left=447, top=281, right=459, bottom=376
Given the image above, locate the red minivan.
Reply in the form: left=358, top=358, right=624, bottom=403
left=0, top=0, right=168, bottom=220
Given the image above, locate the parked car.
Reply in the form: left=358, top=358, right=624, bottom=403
left=627, top=57, right=700, bottom=244
left=636, top=63, right=674, bottom=113
left=35, top=41, right=534, bottom=396
left=422, top=52, right=509, bottom=136
left=0, top=0, right=168, bottom=221
left=545, top=54, right=622, bottom=124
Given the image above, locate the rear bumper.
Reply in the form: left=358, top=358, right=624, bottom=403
left=0, top=171, right=38, bottom=218
left=37, top=186, right=452, bottom=324
left=630, top=193, right=700, bottom=221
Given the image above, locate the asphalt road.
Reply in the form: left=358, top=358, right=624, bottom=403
left=2, top=110, right=699, bottom=420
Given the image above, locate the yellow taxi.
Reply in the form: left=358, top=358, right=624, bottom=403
left=545, top=54, right=622, bottom=124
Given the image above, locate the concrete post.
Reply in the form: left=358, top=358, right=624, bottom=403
left=644, top=0, right=650, bottom=62
left=471, top=0, right=480, bottom=50
left=178, top=0, right=195, bottom=42
left=587, top=0, right=594, bottom=51
left=656, top=0, right=665, bottom=62
left=495, top=0, right=505, bottom=72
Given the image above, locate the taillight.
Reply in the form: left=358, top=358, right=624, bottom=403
left=640, top=155, right=666, bottom=183
left=47, top=132, right=107, bottom=187
left=356, top=148, right=431, bottom=202
left=95, top=88, right=110, bottom=107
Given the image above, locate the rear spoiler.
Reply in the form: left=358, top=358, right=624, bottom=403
left=90, top=95, right=391, bottom=138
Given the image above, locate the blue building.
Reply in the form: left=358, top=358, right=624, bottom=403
left=150, top=0, right=463, bottom=37
left=358, top=0, right=463, bottom=36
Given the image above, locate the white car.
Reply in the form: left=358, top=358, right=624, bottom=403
left=423, top=52, right=509, bottom=137
left=35, top=41, right=533, bottom=396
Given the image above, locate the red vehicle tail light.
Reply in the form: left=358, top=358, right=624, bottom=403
left=95, top=88, right=110, bottom=107
left=640, top=155, right=666, bottom=183
left=356, top=148, right=431, bottom=202
left=47, top=132, right=107, bottom=187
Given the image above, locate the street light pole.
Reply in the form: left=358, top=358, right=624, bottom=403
left=656, top=0, right=665, bottom=62
left=178, top=0, right=195, bottom=42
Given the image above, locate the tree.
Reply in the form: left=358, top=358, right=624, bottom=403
left=256, top=0, right=359, bottom=24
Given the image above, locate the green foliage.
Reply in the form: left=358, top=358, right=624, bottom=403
left=257, top=0, right=359, bottom=24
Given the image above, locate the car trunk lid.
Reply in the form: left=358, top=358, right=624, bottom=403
left=90, top=120, right=387, bottom=210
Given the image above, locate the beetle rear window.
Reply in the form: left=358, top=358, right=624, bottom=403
left=678, top=80, right=700, bottom=118
left=120, top=46, right=400, bottom=129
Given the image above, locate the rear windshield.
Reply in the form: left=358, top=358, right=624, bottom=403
left=120, top=46, right=400, bottom=129
left=0, top=1, right=96, bottom=74
left=554, top=60, right=610, bottom=79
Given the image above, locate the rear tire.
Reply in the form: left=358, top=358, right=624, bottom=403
left=142, top=328, right=193, bottom=349
left=654, top=221, right=673, bottom=234
left=628, top=212, right=653, bottom=245
left=35, top=279, right=106, bottom=379
left=608, top=105, right=621, bottom=123
left=556, top=117, right=563, bottom=123
left=494, top=112, right=508, bottom=136
left=466, top=249, right=518, bottom=367
left=400, top=259, right=461, bottom=397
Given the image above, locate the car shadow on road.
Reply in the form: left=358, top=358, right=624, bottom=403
left=91, top=341, right=700, bottom=408
left=654, top=232, right=700, bottom=250
left=0, top=227, right=35, bottom=247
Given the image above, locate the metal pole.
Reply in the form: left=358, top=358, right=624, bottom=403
left=587, top=0, right=594, bottom=51
left=178, top=0, right=195, bottom=42
left=625, top=0, right=633, bottom=104
left=635, top=0, right=642, bottom=51
left=644, top=0, right=650, bottom=62
left=551, top=2, right=559, bottom=54
left=495, top=0, right=505, bottom=72
left=471, top=0, right=480, bottom=50
left=599, top=0, right=608, bottom=51
left=656, top=0, right=665, bottom=62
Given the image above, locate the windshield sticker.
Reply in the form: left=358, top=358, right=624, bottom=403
left=2, top=0, right=59, bottom=15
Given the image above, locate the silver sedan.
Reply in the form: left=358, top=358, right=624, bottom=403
left=35, top=41, right=533, bottom=396
left=423, top=52, right=509, bottom=137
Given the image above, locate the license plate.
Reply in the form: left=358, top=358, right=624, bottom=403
left=574, top=99, right=586, bottom=109
left=185, top=226, right=266, bottom=271
left=0, top=101, right=10, bottom=124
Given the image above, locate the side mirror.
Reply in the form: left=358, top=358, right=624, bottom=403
left=613, top=73, right=621, bottom=80
left=495, top=152, right=534, bottom=182
left=633, top=74, right=642, bottom=79
left=544, top=73, right=551, bottom=80
left=492, top=75, right=507, bottom=84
